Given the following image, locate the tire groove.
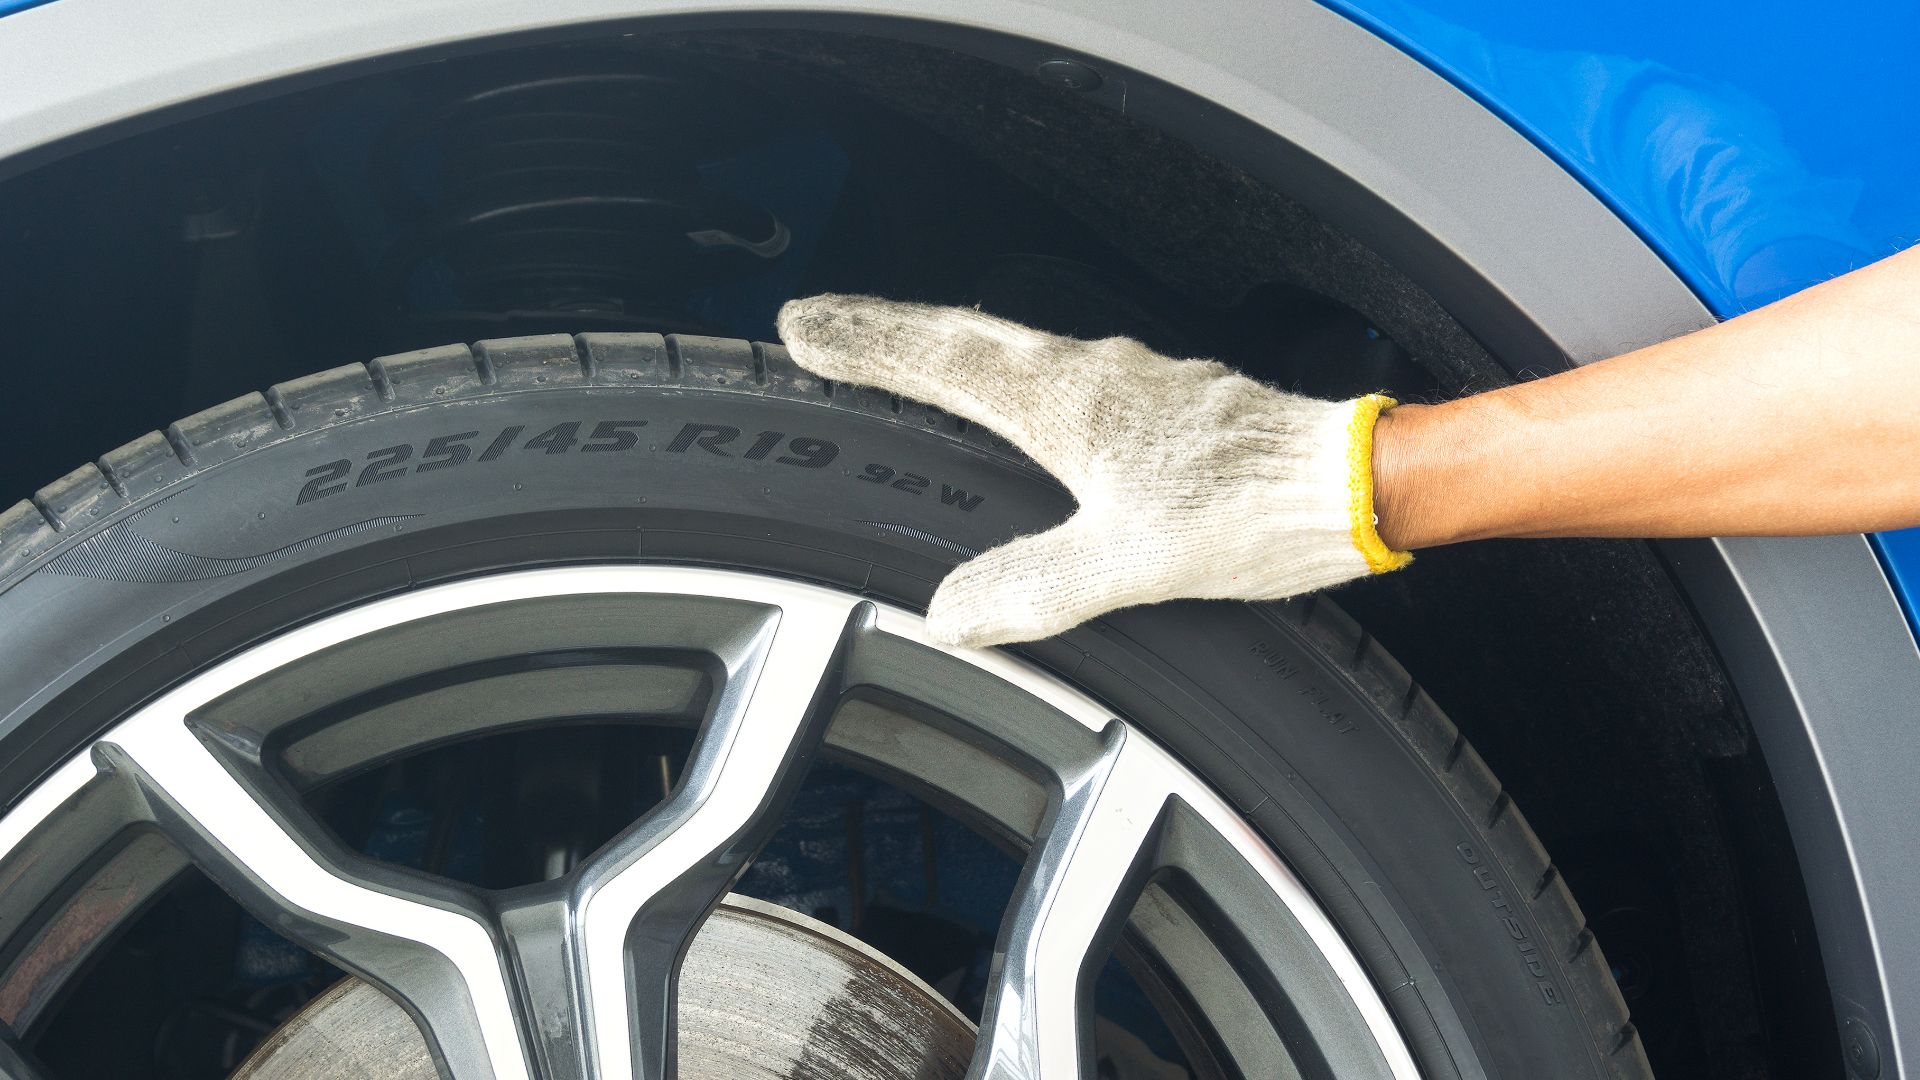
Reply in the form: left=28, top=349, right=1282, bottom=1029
left=749, top=341, right=770, bottom=386
left=1567, top=927, right=1596, bottom=963
left=366, top=359, right=396, bottom=402
left=96, top=457, right=129, bottom=499
left=1486, top=789, right=1512, bottom=828
left=1532, top=864, right=1561, bottom=901
left=28, top=493, right=62, bottom=532
left=162, top=424, right=197, bottom=467
left=663, top=334, right=685, bottom=379
left=263, top=387, right=296, bottom=431
left=574, top=335, right=598, bottom=381
left=473, top=345, right=498, bottom=386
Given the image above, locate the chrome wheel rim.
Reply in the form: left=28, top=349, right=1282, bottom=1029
left=0, top=565, right=1419, bottom=1080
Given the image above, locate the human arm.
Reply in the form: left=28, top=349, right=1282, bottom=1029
left=1373, top=245, right=1920, bottom=547
left=776, top=249, right=1920, bottom=647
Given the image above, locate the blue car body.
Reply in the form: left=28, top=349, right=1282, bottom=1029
left=1319, top=0, right=1920, bottom=630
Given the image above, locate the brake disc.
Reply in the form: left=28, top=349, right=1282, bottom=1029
left=229, top=894, right=974, bottom=1080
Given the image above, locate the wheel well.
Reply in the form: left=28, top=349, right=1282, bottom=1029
left=0, top=24, right=1835, bottom=1077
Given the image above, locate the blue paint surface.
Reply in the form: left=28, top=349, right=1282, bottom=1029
left=1317, top=0, right=1920, bottom=314
left=1874, top=530, right=1920, bottom=636
left=1317, top=0, right=1920, bottom=634
left=0, top=0, right=54, bottom=17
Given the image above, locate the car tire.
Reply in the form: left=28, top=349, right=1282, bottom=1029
left=0, top=332, right=1650, bottom=1079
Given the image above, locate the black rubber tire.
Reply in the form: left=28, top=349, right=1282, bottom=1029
left=0, top=333, right=1649, bottom=1079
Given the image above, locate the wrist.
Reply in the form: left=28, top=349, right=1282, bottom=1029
left=1371, top=402, right=1450, bottom=550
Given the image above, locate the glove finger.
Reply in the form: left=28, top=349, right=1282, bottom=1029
left=925, top=516, right=1157, bottom=648
left=775, top=294, right=1095, bottom=479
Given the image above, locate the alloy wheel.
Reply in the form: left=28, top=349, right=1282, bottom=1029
left=0, top=565, right=1418, bottom=1080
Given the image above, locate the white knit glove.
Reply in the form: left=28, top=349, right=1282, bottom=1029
left=775, top=296, right=1411, bottom=647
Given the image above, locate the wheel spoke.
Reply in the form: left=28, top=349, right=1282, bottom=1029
left=495, top=893, right=586, bottom=1080
left=99, top=714, right=531, bottom=1080
left=968, top=723, right=1171, bottom=1080
left=555, top=595, right=870, bottom=1080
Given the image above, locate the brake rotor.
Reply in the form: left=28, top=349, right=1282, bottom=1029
left=229, top=894, right=975, bottom=1080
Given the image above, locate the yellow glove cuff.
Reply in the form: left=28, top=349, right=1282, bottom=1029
left=1348, top=393, right=1415, bottom=575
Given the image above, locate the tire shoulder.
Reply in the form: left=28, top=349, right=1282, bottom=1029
left=0, top=332, right=1011, bottom=588
left=1290, top=594, right=1651, bottom=1077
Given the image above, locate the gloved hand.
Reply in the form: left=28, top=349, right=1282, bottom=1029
left=776, top=296, right=1411, bottom=648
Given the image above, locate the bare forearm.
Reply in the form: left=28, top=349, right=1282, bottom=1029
left=1374, top=246, right=1920, bottom=549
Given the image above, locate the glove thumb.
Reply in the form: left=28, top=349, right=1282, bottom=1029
left=924, top=515, right=1124, bottom=648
